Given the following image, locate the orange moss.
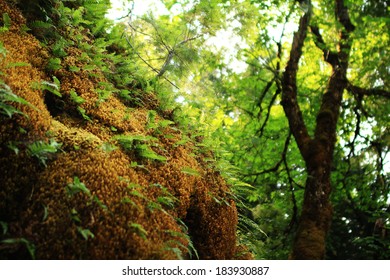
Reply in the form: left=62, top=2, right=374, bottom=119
left=0, top=0, right=240, bottom=260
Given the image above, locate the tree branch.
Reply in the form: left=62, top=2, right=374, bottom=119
left=309, top=25, right=339, bottom=67
left=313, top=0, right=355, bottom=147
left=124, top=35, right=179, bottom=89
left=347, top=83, right=390, bottom=99
left=281, top=6, right=312, bottom=161
left=244, top=131, right=291, bottom=177
left=283, top=136, right=299, bottom=234
left=257, top=88, right=280, bottom=137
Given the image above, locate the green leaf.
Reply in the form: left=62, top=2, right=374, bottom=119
left=100, top=142, right=118, bottom=152
left=113, top=134, right=157, bottom=151
left=69, top=65, right=80, bottom=72
left=77, top=106, right=91, bottom=121
left=66, top=176, right=91, bottom=197
left=181, top=166, right=200, bottom=177
left=0, top=221, right=8, bottom=235
left=42, top=204, right=48, bottom=222
left=129, top=223, right=148, bottom=240
left=77, top=227, right=95, bottom=240
left=1, top=238, right=35, bottom=259
left=6, top=62, right=30, bottom=68
left=40, top=78, right=62, bottom=97
left=137, top=145, right=167, bottom=162
left=70, top=89, right=85, bottom=104
left=46, top=57, right=62, bottom=71
left=158, top=119, right=175, bottom=128
left=0, top=82, right=37, bottom=118
left=27, top=139, right=62, bottom=166
left=156, top=196, right=176, bottom=209
left=1, top=13, right=11, bottom=32
left=7, top=141, right=19, bottom=155
left=92, top=195, right=108, bottom=210
left=70, top=208, right=81, bottom=223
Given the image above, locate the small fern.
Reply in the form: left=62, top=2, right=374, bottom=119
left=69, top=89, right=85, bottom=104
left=129, top=223, right=148, bottom=240
left=46, top=57, right=62, bottom=71
left=136, top=144, right=167, bottom=162
left=181, top=166, right=200, bottom=177
left=66, top=176, right=91, bottom=196
left=38, top=76, right=62, bottom=97
left=27, top=139, right=62, bottom=167
left=0, top=82, right=37, bottom=118
left=1, top=238, right=35, bottom=259
left=113, top=134, right=157, bottom=150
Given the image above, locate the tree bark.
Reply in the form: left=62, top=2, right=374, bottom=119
left=281, top=0, right=354, bottom=259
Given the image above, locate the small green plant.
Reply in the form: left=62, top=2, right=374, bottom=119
left=181, top=166, right=200, bottom=177
left=0, top=82, right=37, bottom=118
left=6, top=62, right=31, bottom=68
left=0, top=221, right=8, bottom=235
left=146, top=110, right=158, bottom=129
left=173, top=137, right=189, bottom=147
left=0, top=13, right=11, bottom=33
left=1, top=238, right=35, bottom=259
left=129, top=223, right=148, bottom=240
left=100, top=142, right=118, bottom=152
left=27, top=139, right=62, bottom=167
left=121, top=196, right=141, bottom=211
left=70, top=208, right=81, bottom=223
left=96, top=81, right=117, bottom=104
left=69, top=207, right=95, bottom=241
left=52, top=37, right=68, bottom=58
left=77, top=227, right=95, bottom=240
left=69, top=89, right=85, bottom=104
left=129, top=161, right=149, bottom=172
left=152, top=183, right=178, bottom=210
left=77, top=106, right=92, bottom=121
left=163, top=218, right=199, bottom=260
left=113, top=134, right=167, bottom=161
left=147, top=110, right=175, bottom=134
left=136, top=144, right=167, bottom=162
left=46, top=57, right=62, bottom=71
left=34, top=76, right=62, bottom=97
left=91, top=195, right=108, bottom=210
left=42, top=204, right=48, bottom=222
left=66, top=176, right=91, bottom=196
left=125, top=182, right=148, bottom=200
left=113, top=134, right=157, bottom=150
left=7, top=141, right=19, bottom=155
left=0, top=42, right=7, bottom=58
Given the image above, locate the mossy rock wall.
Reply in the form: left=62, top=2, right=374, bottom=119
left=0, top=0, right=241, bottom=259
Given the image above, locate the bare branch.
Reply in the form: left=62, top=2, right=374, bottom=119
left=257, top=88, right=280, bottom=137
left=257, top=78, right=275, bottom=118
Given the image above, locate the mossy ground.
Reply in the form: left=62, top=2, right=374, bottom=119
left=0, top=0, right=247, bottom=259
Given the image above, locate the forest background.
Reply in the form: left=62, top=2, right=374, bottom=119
left=113, top=0, right=389, bottom=259
left=0, top=0, right=388, bottom=260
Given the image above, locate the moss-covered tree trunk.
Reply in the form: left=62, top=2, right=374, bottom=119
left=280, top=0, right=354, bottom=259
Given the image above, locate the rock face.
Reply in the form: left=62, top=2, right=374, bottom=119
left=0, top=0, right=242, bottom=259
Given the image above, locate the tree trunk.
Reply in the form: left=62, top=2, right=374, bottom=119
left=281, top=0, right=354, bottom=259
